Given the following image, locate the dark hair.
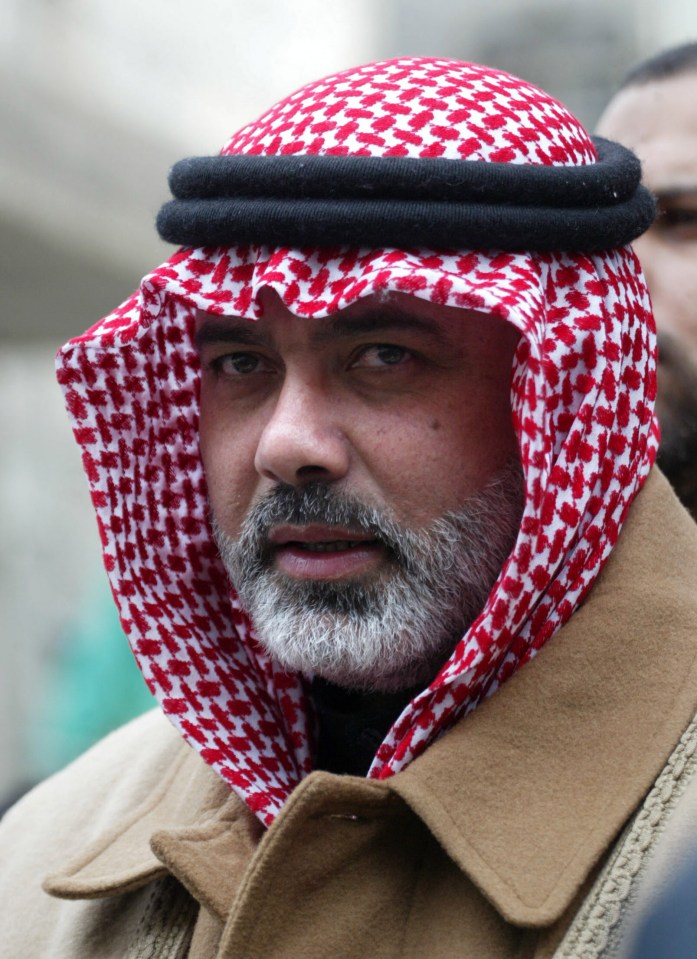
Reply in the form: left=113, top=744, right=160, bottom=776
left=620, top=41, right=697, bottom=89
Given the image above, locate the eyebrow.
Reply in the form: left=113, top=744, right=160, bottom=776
left=195, top=318, right=270, bottom=350
left=194, top=307, right=451, bottom=350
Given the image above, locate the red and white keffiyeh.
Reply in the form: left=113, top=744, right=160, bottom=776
left=57, top=58, right=658, bottom=825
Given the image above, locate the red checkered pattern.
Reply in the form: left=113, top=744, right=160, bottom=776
left=57, top=58, right=658, bottom=824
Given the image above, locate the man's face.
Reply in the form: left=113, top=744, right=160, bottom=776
left=197, top=289, right=523, bottom=690
left=597, top=72, right=697, bottom=365
left=597, top=72, right=697, bottom=510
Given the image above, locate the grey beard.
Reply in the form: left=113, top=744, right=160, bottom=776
left=213, top=461, right=524, bottom=692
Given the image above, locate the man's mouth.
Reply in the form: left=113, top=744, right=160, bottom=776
left=291, top=539, right=371, bottom=552
left=267, top=525, right=384, bottom=580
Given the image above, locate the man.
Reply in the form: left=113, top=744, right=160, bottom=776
left=2, top=57, right=697, bottom=958
left=597, top=43, right=697, bottom=519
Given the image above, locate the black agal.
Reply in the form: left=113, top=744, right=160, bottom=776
left=156, top=137, right=656, bottom=253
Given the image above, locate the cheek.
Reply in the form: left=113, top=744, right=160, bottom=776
left=445, top=395, right=518, bottom=479
left=650, top=259, right=697, bottom=355
left=198, top=400, right=261, bottom=535
left=660, top=256, right=697, bottom=300
left=358, top=395, right=518, bottom=524
left=640, top=242, right=697, bottom=313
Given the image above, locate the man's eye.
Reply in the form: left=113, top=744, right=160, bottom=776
left=655, top=204, right=697, bottom=239
left=353, top=344, right=411, bottom=368
left=212, top=352, right=270, bottom=376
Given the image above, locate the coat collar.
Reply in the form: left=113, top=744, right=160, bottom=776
left=45, top=470, right=697, bottom=928
left=391, top=468, right=697, bottom=925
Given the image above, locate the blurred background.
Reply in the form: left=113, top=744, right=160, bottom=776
left=2, top=0, right=696, bottom=803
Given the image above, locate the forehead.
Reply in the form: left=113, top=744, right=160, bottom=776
left=597, top=73, right=697, bottom=189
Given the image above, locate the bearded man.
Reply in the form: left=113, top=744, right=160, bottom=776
left=2, top=57, right=697, bottom=959
left=597, top=42, right=697, bottom=519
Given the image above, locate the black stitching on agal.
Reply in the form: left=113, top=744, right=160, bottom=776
left=156, top=137, right=656, bottom=253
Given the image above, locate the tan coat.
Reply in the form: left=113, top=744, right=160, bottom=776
left=2, top=469, right=697, bottom=959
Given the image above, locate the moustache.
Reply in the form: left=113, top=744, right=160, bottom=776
left=234, top=483, right=417, bottom=573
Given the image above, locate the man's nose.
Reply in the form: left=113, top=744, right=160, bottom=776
left=254, top=376, right=350, bottom=486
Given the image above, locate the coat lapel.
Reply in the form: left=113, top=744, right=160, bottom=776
left=391, top=470, right=697, bottom=924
